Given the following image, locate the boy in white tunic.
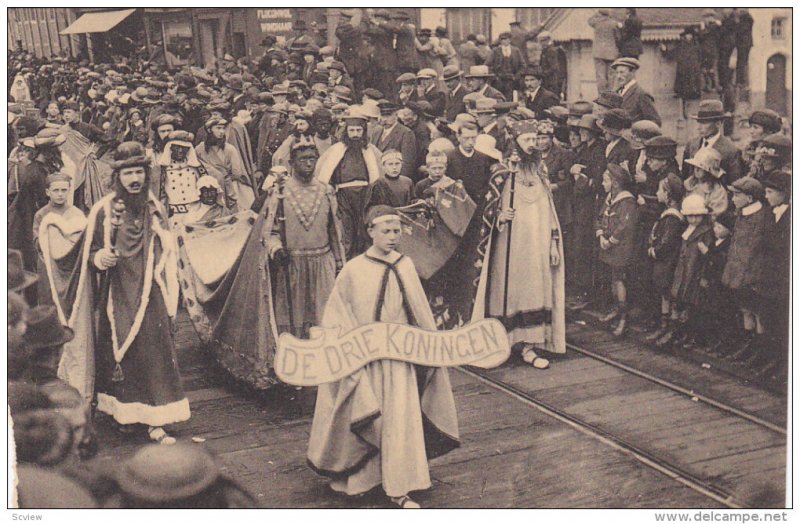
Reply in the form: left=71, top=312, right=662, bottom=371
left=308, top=205, right=459, bottom=508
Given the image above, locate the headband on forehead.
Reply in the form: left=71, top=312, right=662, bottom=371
left=365, top=204, right=400, bottom=226
left=381, top=149, right=403, bottom=163
left=46, top=173, right=72, bottom=186
left=372, top=214, right=401, bottom=225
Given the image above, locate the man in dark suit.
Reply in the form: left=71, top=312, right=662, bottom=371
left=464, top=65, right=506, bottom=101
left=538, top=32, right=566, bottom=97
left=487, top=31, right=526, bottom=100
left=371, top=100, right=417, bottom=181
left=443, top=65, right=467, bottom=122
left=536, top=120, right=575, bottom=256
left=681, top=99, right=742, bottom=185
left=568, top=114, right=608, bottom=309
left=416, top=68, right=446, bottom=118
left=610, top=57, right=662, bottom=126
left=364, top=9, right=402, bottom=100
left=327, top=61, right=356, bottom=96
left=514, top=66, right=560, bottom=120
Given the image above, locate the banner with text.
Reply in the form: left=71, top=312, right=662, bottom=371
left=276, top=319, right=511, bottom=386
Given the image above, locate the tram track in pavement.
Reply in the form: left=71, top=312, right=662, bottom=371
left=564, top=341, right=786, bottom=436
left=457, top=333, right=787, bottom=509
left=458, top=367, right=744, bottom=508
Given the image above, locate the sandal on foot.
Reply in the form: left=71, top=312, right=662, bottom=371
left=148, top=427, right=176, bottom=445
left=522, top=347, right=550, bottom=369
left=118, top=424, right=138, bottom=434
left=389, top=495, right=421, bottom=509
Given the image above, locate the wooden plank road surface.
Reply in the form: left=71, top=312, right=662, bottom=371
left=89, top=311, right=784, bottom=508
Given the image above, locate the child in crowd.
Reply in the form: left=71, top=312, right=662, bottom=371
left=658, top=194, right=714, bottom=349
left=753, top=169, right=790, bottom=377
left=683, top=148, right=729, bottom=218
left=413, top=150, right=452, bottom=201
left=376, top=149, right=413, bottom=207
left=721, top=177, right=770, bottom=361
left=699, top=210, right=736, bottom=355
left=596, top=163, right=639, bottom=337
left=644, top=174, right=685, bottom=342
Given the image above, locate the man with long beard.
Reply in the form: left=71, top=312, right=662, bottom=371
left=75, top=141, right=188, bottom=444
left=315, top=108, right=383, bottom=258
left=147, top=114, right=179, bottom=196
left=195, top=117, right=253, bottom=212
left=472, top=119, right=566, bottom=369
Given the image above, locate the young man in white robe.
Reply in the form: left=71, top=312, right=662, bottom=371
left=33, top=173, right=94, bottom=401
left=308, top=205, right=459, bottom=508
left=472, top=119, right=567, bottom=369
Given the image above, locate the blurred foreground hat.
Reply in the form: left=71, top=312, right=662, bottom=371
left=8, top=249, right=38, bottom=292
left=115, top=444, right=220, bottom=503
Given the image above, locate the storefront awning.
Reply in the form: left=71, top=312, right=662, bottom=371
left=60, top=9, right=136, bottom=35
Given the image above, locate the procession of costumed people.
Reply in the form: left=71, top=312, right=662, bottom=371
left=8, top=7, right=790, bottom=507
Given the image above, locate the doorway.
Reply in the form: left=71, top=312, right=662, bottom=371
left=765, top=53, right=787, bottom=114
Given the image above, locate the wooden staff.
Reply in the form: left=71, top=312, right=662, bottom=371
left=502, top=153, right=520, bottom=320
left=109, top=197, right=126, bottom=382
left=276, top=175, right=295, bottom=333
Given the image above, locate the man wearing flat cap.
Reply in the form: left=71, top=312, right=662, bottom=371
left=487, top=31, right=525, bottom=100
left=416, top=68, right=446, bottom=117
left=681, top=99, right=742, bottom=185
left=514, top=66, right=560, bottom=120
left=327, top=61, right=356, bottom=96
left=370, top=100, right=418, bottom=181
left=611, top=57, right=662, bottom=126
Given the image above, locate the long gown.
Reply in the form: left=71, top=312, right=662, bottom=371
left=472, top=164, right=566, bottom=354
left=308, top=250, right=459, bottom=497
left=34, top=204, right=95, bottom=402
left=82, top=193, right=190, bottom=427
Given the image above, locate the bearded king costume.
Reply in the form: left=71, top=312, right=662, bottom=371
left=471, top=122, right=566, bottom=355
left=75, top=143, right=189, bottom=427
left=314, top=112, right=383, bottom=259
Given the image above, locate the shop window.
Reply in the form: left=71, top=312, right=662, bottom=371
left=162, top=19, right=193, bottom=67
